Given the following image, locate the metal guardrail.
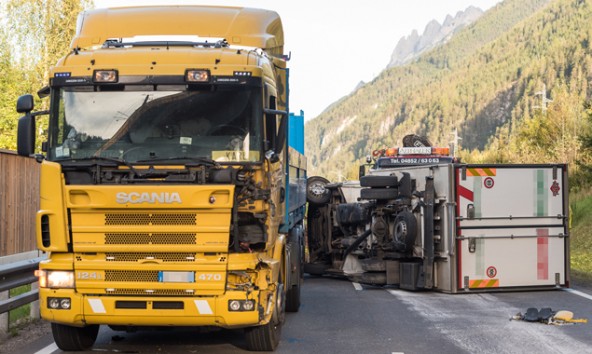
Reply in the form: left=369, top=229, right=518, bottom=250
left=0, top=257, right=42, bottom=314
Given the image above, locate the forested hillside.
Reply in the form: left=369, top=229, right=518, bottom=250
left=305, top=0, right=592, bottom=183
left=0, top=0, right=92, bottom=150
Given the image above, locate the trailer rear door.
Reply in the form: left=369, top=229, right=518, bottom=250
left=455, top=164, right=568, bottom=291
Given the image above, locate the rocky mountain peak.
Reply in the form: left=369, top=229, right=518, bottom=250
left=387, top=6, right=484, bottom=68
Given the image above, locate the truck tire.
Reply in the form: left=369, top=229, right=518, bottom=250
left=51, top=323, right=100, bottom=351
left=245, top=284, right=285, bottom=351
left=402, top=134, right=432, bottom=147
left=360, top=188, right=398, bottom=200
left=360, top=175, right=398, bottom=187
left=306, top=176, right=331, bottom=204
left=393, top=210, right=417, bottom=253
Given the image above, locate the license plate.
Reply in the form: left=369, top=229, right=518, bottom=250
left=158, top=271, right=195, bottom=283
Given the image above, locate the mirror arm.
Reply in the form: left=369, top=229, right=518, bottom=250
left=32, top=110, right=50, bottom=117
left=264, top=108, right=287, bottom=116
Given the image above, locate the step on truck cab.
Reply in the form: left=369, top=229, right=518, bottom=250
left=16, top=6, right=306, bottom=351
left=306, top=136, right=569, bottom=293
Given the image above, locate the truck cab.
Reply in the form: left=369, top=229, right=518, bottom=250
left=17, top=6, right=305, bottom=351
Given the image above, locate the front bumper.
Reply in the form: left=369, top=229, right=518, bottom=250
left=39, top=288, right=266, bottom=328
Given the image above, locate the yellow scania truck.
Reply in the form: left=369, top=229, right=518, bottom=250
left=16, top=6, right=306, bottom=351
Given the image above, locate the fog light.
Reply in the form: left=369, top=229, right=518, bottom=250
left=243, top=300, right=254, bottom=311
left=48, top=298, right=60, bottom=309
left=229, top=300, right=241, bottom=311
left=60, top=298, right=71, bottom=309
left=228, top=300, right=255, bottom=311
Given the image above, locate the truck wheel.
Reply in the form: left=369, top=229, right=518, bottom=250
left=51, top=323, right=100, bottom=351
left=393, top=211, right=417, bottom=253
left=360, top=175, right=398, bottom=187
left=306, top=176, right=331, bottom=204
left=245, top=284, right=285, bottom=351
left=360, top=188, right=398, bottom=200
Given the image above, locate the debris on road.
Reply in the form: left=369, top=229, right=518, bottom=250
left=510, top=308, right=588, bottom=325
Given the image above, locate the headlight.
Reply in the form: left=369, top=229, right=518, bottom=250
left=46, top=271, right=75, bottom=288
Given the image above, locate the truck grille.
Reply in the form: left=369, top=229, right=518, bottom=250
left=105, top=213, right=197, bottom=225
left=105, top=233, right=197, bottom=245
left=107, top=289, right=191, bottom=296
left=105, top=270, right=160, bottom=282
left=106, top=253, right=197, bottom=262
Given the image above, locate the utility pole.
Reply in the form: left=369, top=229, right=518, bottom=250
left=534, top=84, right=552, bottom=112
left=450, top=129, right=462, bottom=157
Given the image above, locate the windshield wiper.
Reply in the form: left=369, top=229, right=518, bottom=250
left=135, top=156, right=221, bottom=168
left=60, top=156, right=140, bottom=177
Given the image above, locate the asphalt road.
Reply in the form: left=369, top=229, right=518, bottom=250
left=22, top=276, right=592, bottom=354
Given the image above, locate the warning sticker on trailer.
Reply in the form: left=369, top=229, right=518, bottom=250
left=469, top=279, right=499, bottom=288
left=467, top=167, right=496, bottom=177
left=484, top=177, right=495, bottom=189
left=550, top=180, right=560, bottom=196
left=486, top=266, right=497, bottom=278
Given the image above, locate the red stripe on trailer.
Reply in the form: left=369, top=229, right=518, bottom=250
left=458, top=185, right=474, bottom=202
left=537, top=229, right=549, bottom=280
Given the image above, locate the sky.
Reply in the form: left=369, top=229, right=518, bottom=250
left=94, top=0, right=502, bottom=120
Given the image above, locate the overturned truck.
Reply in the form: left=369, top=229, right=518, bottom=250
left=305, top=138, right=569, bottom=293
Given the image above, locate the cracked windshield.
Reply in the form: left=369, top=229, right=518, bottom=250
left=50, top=87, right=262, bottom=163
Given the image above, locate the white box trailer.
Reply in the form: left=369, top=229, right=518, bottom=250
left=368, top=163, right=569, bottom=293
left=305, top=162, right=569, bottom=293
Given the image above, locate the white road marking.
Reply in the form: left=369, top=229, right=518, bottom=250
left=352, top=282, right=363, bottom=291
left=563, top=288, right=592, bottom=301
left=34, top=343, right=58, bottom=354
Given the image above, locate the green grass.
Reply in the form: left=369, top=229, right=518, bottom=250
left=8, top=285, right=31, bottom=327
left=570, top=188, right=592, bottom=275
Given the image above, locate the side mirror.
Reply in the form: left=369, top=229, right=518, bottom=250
left=264, top=108, right=288, bottom=155
left=359, top=165, right=366, bottom=178
left=16, top=94, right=36, bottom=156
left=16, top=94, right=34, bottom=113
left=276, top=114, right=287, bottom=154
left=17, top=114, right=36, bottom=156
